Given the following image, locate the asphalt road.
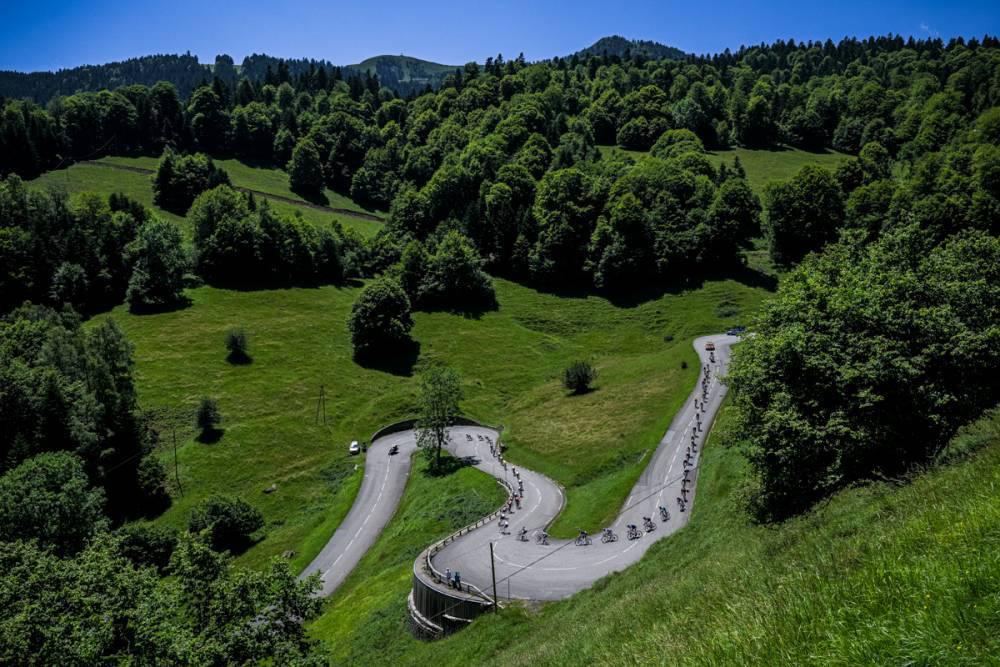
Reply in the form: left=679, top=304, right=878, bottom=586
left=302, top=334, right=738, bottom=600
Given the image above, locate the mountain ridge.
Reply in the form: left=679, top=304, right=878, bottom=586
left=0, top=36, right=685, bottom=102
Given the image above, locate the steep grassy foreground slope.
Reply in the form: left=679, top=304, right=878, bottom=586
left=361, top=406, right=999, bottom=665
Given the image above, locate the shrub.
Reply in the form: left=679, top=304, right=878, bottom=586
left=0, top=452, right=107, bottom=556
left=152, top=148, right=230, bottom=214
left=225, top=328, right=250, bottom=363
left=196, top=397, right=221, bottom=433
left=115, top=523, right=177, bottom=572
left=135, top=455, right=171, bottom=514
left=563, top=361, right=597, bottom=394
left=188, top=494, right=264, bottom=552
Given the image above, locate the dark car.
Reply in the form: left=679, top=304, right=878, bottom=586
left=726, top=326, right=747, bottom=336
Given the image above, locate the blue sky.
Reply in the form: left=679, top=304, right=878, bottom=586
left=2, top=0, right=998, bottom=72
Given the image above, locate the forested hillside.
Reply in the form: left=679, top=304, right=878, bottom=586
left=1, top=32, right=998, bottom=663
left=0, top=53, right=210, bottom=102
left=0, top=51, right=455, bottom=104
left=573, top=35, right=687, bottom=60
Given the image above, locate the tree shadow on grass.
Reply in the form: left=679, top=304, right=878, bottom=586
left=225, top=350, right=253, bottom=365
left=218, top=534, right=264, bottom=557
left=423, top=454, right=478, bottom=478
left=127, top=296, right=193, bottom=316
left=353, top=338, right=421, bottom=377
left=196, top=427, right=225, bottom=444
left=725, top=263, right=779, bottom=292
left=289, top=186, right=329, bottom=207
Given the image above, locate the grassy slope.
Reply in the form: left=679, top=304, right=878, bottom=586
left=705, top=146, right=850, bottom=194
left=96, top=155, right=375, bottom=215
left=93, top=277, right=766, bottom=570
left=309, top=453, right=505, bottom=664
left=379, top=406, right=1000, bottom=666
left=29, top=162, right=186, bottom=228
left=27, top=157, right=382, bottom=240
left=598, top=144, right=849, bottom=195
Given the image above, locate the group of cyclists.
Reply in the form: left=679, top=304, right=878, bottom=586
left=479, top=358, right=715, bottom=554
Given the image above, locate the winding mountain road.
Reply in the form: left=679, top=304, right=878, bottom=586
left=301, top=334, right=737, bottom=600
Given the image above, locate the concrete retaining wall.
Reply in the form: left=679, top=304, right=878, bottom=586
left=369, top=417, right=504, bottom=637
left=410, top=570, right=493, bottom=636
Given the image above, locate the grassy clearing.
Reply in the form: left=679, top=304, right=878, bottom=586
left=93, top=276, right=768, bottom=570
left=381, top=406, right=1000, bottom=666
left=598, top=144, right=850, bottom=195
left=705, top=146, right=850, bottom=194
left=27, top=157, right=382, bottom=241
left=309, top=454, right=505, bottom=663
left=96, top=155, right=376, bottom=215
left=29, top=162, right=187, bottom=228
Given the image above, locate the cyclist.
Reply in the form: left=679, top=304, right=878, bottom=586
left=659, top=505, right=670, bottom=521
left=518, top=526, right=528, bottom=541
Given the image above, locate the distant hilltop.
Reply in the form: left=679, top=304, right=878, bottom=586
left=571, top=35, right=687, bottom=61
left=0, top=36, right=687, bottom=103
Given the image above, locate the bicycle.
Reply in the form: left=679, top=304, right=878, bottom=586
left=601, top=528, right=618, bottom=543
left=535, top=531, right=549, bottom=546
left=575, top=530, right=592, bottom=546
left=626, top=524, right=642, bottom=540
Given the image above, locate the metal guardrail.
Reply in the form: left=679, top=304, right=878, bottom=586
left=369, top=416, right=500, bottom=447
left=423, top=475, right=515, bottom=605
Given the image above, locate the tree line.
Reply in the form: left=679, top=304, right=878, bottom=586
left=729, top=106, right=1000, bottom=519
left=0, top=302, right=325, bottom=663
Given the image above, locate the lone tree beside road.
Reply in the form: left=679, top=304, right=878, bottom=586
left=416, top=366, right=463, bottom=469
left=188, top=494, right=264, bottom=553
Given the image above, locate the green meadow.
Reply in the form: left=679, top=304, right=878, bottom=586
left=28, top=156, right=383, bottom=240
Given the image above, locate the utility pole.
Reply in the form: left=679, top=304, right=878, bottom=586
left=489, top=542, right=499, bottom=613
left=172, top=428, right=182, bottom=495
